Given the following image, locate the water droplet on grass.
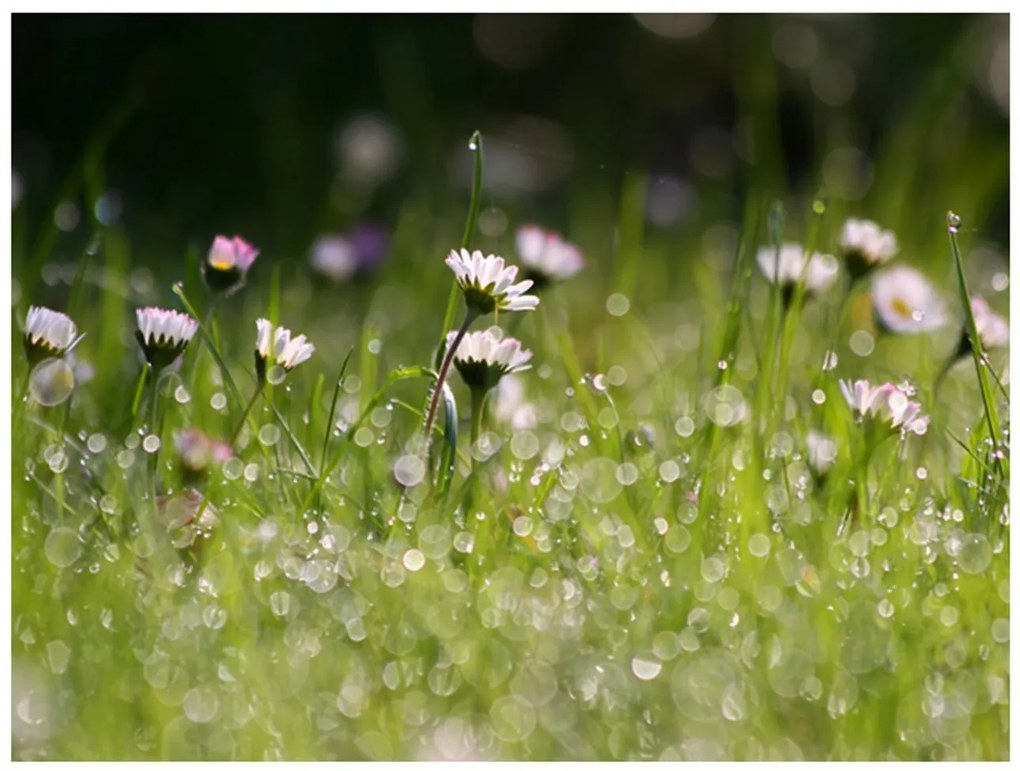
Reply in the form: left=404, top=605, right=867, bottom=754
left=394, top=454, right=426, bottom=487
left=580, top=457, right=622, bottom=503
left=402, top=549, right=426, bottom=572
left=510, top=431, right=539, bottom=460
left=183, top=686, right=220, bottom=723
left=606, top=293, right=630, bottom=316
left=86, top=433, right=107, bottom=454
left=29, top=359, right=74, bottom=406
left=632, top=657, right=663, bottom=681
left=44, top=527, right=82, bottom=567
left=258, top=424, right=281, bottom=446
left=489, top=695, right=536, bottom=742
left=142, top=434, right=161, bottom=453
left=957, top=533, right=992, bottom=574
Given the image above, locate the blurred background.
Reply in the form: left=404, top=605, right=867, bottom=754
left=12, top=14, right=1008, bottom=273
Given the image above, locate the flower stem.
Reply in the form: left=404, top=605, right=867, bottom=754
left=424, top=310, right=477, bottom=443
left=469, top=386, right=486, bottom=449
left=438, top=131, right=485, bottom=360
left=230, top=383, right=264, bottom=448
left=946, top=214, right=1004, bottom=476
left=130, top=364, right=150, bottom=418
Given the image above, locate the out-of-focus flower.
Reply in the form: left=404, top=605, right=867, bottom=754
left=757, top=243, right=839, bottom=303
left=516, top=225, right=584, bottom=286
left=450, top=330, right=532, bottom=392
left=309, top=236, right=357, bottom=283
left=493, top=373, right=539, bottom=430
left=309, top=223, right=390, bottom=283
left=174, top=427, right=233, bottom=474
left=839, top=378, right=929, bottom=436
left=445, top=249, right=539, bottom=316
left=839, top=218, right=897, bottom=280
left=202, top=235, right=259, bottom=295
left=969, top=297, right=1010, bottom=350
left=135, top=307, right=198, bottom=371
left=871, top=266, right=946, bottom=334
left=334, top=114, right=403, bottom=186
left=805, top=429, right=837, bottom=476
left=255, top=318, right=314, bottom=381
left=24, top=306, right=78, bottom=367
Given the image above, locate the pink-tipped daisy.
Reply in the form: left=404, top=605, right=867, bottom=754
left=450, top=329, right=533, bottom=392
left=970, top=297, right=1009, bottom=350
left=24, top=306, right=79, bottom=366
left=444, top=249, right=539, bottom=316
left=516, top=225, right=584, bottom=286
left=135, top=307, right=198, bottom=371
left=839, top=379, right=929, bottom=436
left=202, top=235, right=260, bottom=294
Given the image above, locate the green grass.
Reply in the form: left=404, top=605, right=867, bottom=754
left=11, top=24, right=1009, bottom=761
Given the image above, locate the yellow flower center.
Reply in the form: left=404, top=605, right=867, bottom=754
left=891, top=296, right=913, bottom=318
left=210, top=255, right=235, bottom=271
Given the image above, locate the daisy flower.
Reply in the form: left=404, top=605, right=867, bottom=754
left=24, top=306, right=78, bottom=366
left=309, top=224, right=389, bottom=283
left=450, top=330, right=533, bottom=392
left=516, top=225, right=584, bottom=286
left=839, top=218, right=898, bottom=280
left=135, top=307, right=198, bottom=371
left=805, top=429, right=838, bottom=476
left=174, top=427, right=233, bottom=474
left=444, top=249, right=539, bottom=316
left=756, top=243, right=839, bottom=303
left=839, top=379, right=929, bottom=436
left=969, top=297, right=1009, bottom=350
left=254, top=318, right=315, bottom=381
left=309, top=236, right=358, bottom=283
left=202, top=235, right=259, bottom=295
left=871, top=265, right=946, bottom=334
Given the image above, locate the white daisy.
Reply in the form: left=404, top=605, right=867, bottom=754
left=970, top=297, right=1009, bottom=350
left=24, top=306, right=78, bottom=365
left=135, top=307, right=198, bottom=370
left=839, top=218, right=897, bottom=279
left=839, top=379, right=929, bottom=436
left=756, top=243, right=839, bottom=298
left=516, top=225, right=584, bottom=285
left=444, top=249, right=539, bottom=315
left=871, top=266, right=946, bottom=334
left=255, top=318, right=315, bottom=379
left=450, top=329, right=533, bottom=391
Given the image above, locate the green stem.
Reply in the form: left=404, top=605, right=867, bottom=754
left=147, top=368, right=163, bottom=500
left=438, top=131, right=484, bottom=361
left=130, top=364, right=150, bottom=419
left=230, top=384, right=264, bottom=448
left=424, top=310, right=477, bottom=442
left=947, top=213, right=1004, bottom=475
left=469, top=386, right=486, bottom=449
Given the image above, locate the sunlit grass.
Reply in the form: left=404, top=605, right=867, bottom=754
left=10, top=20, right=1009, bottom=761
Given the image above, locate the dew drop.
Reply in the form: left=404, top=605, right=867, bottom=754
left=44, top=527, right=82, bottom=567
left=631, top=657, right=663, bottom=681
left=393, top=454, right=426, bottom=487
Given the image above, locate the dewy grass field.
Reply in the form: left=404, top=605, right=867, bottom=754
left=9, top=14, right=1010, bottom=762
